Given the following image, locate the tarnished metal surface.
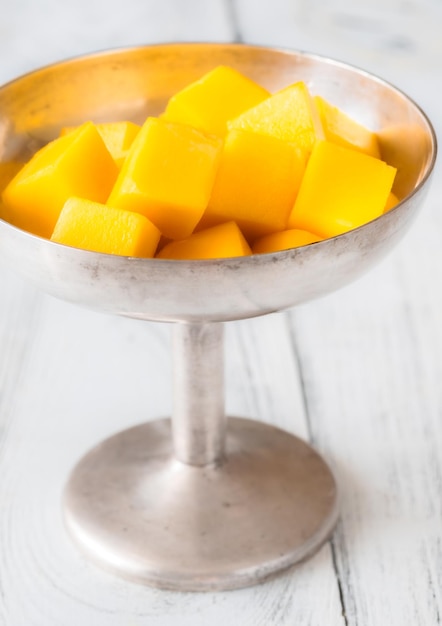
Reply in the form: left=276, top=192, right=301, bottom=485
left=64, top=417, right=339, bottom=591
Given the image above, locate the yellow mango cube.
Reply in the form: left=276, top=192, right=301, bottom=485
left=228, top=81, right=324, bottom=153
left=107, top=117, right=222, bottom=240
left=60, top=121, right=140, bottom=168
left=2, top=122, right=118, bottom=238
left=0, top=162, right=24, bottom=223
left=288, top=140, right=397, bottom=238
left=253, top=229, right=323, bottom=254
left=162, top=65, right=270, bottom=137
left=383, top=191, right=400, bottom=213
left=314, top=95, right=380, bottom=158
left=201, top=129, right=306, bottom=241
left=156, top=221, right=251, bottom=260
left=51, top=197, right=160, bottom=257
left=0, top=161, right=24, bottom=193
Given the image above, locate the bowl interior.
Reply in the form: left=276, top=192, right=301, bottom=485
left=0, top=43, right=437, bottom=322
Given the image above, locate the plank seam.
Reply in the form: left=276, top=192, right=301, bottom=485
left=224, top=0, right=244, bottom=42
left=330, top=538, right=350, bottom=626
left=285, top=311, right=350, bottom=626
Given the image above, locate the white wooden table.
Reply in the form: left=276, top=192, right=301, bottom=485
left=0, top=1, right=441, bottom=624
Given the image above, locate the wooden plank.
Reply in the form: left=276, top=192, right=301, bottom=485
left=0, top=268, right=43, bottom=626
left=0, top=0, right=234, bottom=84
left=289, top=174, right=442, bottom=625
left=1, top=0, right=440, bottom=623
left=0, top=268, right=43, bottom=465
left=233, top=0, right=442, bottom=92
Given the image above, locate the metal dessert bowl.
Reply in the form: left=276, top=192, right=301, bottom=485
left=0, top=44, right=437, bottom=592
left=0, top=43, right=437, bottom=323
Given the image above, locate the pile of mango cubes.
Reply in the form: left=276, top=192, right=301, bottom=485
left=0, top=66, right=398, bottom=259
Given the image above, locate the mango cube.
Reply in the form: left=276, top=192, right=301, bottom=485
left=61, top=121, right=140, bottom=168
left=51, top=197, right=160, bottom=257
left=384, top=191, right=399, bottom=213
left=0, top=162, right=24, bottom=223
left=0, top=65, right=400, bottom=260
left=314, top=95, right=380, bottom=158
left=107, top=117, right=222, bottom=240
left=201, top=129, right=306, bottom=241
left=253, top=229, right=323, bottom=254
left=0, top=161, right=24, bottom=193
left=288, top=140, right=397, bottom=238
left=162, top=65, right=270, bottom=137
left=228, top=81, right=324, bottom=153
left=156, top=221, right=251, bottom=260
left=2, top=122, right=118, bottom=238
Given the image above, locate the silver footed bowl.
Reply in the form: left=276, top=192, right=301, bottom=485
left=0, top=44, right=437, bottom=593
left=0, top=43, right=437, bottom=323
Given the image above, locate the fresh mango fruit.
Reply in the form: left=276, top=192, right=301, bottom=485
left=0, top=161, right=24, bottom=193
left=0, top=68, right=400, bottom=259
left=156, top=221, right=251, bottom=260
left=314, top=95, right=380, bottom=158
left=2, top=122, right=118, bottom=238
left=288, top=140, right=397, bottom=238
left=0, top=162, right=24, bottom=223
left=51, top=197, right=160, bottom=257
left=107, top=117, right=222, bottom=240
left=162, top=65, right=270, bottom=137
left=383, top=191, right=400, bottom=213
left=228, top=81, right=324, bottom=153
left=253, top=228, right=323, bottom=254
left=61, top=121, right=140, bottom=168
left=201, top=129, right=306, bottom=241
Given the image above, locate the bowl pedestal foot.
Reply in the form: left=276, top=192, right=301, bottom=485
left=63, top=322, right=339, bottom=591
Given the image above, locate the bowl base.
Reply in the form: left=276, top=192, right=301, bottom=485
left=63, top=417, right=339, bottom=591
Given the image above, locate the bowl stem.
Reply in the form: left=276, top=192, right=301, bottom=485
left=172, top=321, right=226, bottom=466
